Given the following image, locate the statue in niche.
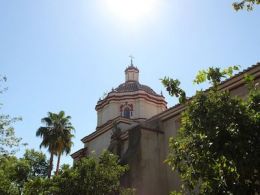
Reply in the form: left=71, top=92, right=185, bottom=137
left=108, top=122, right=123, bottom=157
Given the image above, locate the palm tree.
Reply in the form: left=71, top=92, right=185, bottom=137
left=36, top=111, right=74, bottom=178
left=53, top=111, right=74, bottom=175
left=54, top=134, right=73, bottom=175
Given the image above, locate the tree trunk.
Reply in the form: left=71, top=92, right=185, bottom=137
left=48, top=152, right=54, bottom=178
left=56, top=153, right=61, bottom=175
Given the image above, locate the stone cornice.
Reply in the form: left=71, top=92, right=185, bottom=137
left=96, top=91, right=167, bottom=111
left=81, top=116, right=138, bottom=143
left=71, top=147, right=88, bottom=159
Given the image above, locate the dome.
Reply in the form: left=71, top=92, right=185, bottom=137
left=115, top=81, right=161, bottom=96
left=95, top=63, right=167, bottom=127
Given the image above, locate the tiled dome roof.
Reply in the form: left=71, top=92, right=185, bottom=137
left=115, top=81, right=160, bottom=96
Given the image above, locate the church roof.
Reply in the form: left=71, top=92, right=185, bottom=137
left=115, top=81, right=161, bottom=96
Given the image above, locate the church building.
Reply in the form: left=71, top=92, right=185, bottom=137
left=71, top=61, right=260, bottom=195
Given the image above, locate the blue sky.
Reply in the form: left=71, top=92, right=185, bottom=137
left=1, top=0, right=259, bottom=165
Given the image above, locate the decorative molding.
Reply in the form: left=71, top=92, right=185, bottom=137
left=96, top=92, right=167, bottom=111
left=81, top=117, right=137, bottom=143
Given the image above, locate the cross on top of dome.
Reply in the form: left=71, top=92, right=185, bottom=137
left=129, top=55, right=134, bottom=66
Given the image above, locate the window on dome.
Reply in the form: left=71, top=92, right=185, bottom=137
left=123, top=107, right=131, bottom=118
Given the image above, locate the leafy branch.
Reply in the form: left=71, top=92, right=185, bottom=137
left=0, top=75, right=23, bottom=155
left=193, top=66, right=240, bottom=88
left=233, top=0, right=260, bottom=11
left=161, top=77, right=186, bottom=104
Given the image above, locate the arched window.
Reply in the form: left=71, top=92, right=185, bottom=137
left=123, top=107, right=131, bottom=118
left=120, top=103, right=133, bottom=118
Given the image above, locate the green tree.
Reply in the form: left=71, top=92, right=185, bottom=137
left=9, top=158, right=30, bottom=194
left=55, top=151, right=127, bottom=195
left=0, top=149, right=49, bottom=195
left=23, top=177, right=58, bottom=195
left=163, top=66, right=260, bottom=194
left=0, top=75, right=23, bottom=155
left=36, top=111, right=74, bottom=178
left=233, top=0, right=260, bottom=11
left=23, top=149, right=49, bottom=178
left=0, top=156, right=31, bottom=195
left=0, top=156, right=20, bottom=195
left=52, top=111, right=74, bottom=175
left=24, top=151, right=128, bottom=195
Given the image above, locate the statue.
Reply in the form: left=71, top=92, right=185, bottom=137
left=108, top=123, right=123, bottom=157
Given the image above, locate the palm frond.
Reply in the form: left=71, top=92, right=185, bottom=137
left=37, top=111, right=75, bottom=163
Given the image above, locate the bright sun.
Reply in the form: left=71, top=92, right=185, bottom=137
left=103, top=0, right=159, bottom=24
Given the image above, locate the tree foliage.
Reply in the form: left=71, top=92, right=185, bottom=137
left=161, top=77, right=187, bottom=104
left=36, top=111, right=74, bottom=178
left=0, top=75, right=23, bottom=155
left=193, top=66, right=239, bottom=87
left=24, top=151, right=128, bottom=195
left=23, top=149, right=49, bottom=178
left=233, top=0, right=260, bottom=11
left=0, top=149, right=49, bottom=195
left=163, top=66, right=260, bottom=194
left=0, top=156, right=20, bottom=195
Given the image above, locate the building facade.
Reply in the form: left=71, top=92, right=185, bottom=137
left=71, top=62, right=260, bottom=195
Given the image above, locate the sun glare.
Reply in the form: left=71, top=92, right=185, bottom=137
left=103, top=0, right=159, bottom=24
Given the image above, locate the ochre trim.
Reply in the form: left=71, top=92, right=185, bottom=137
left=96, top=92, right=167, bottom=111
